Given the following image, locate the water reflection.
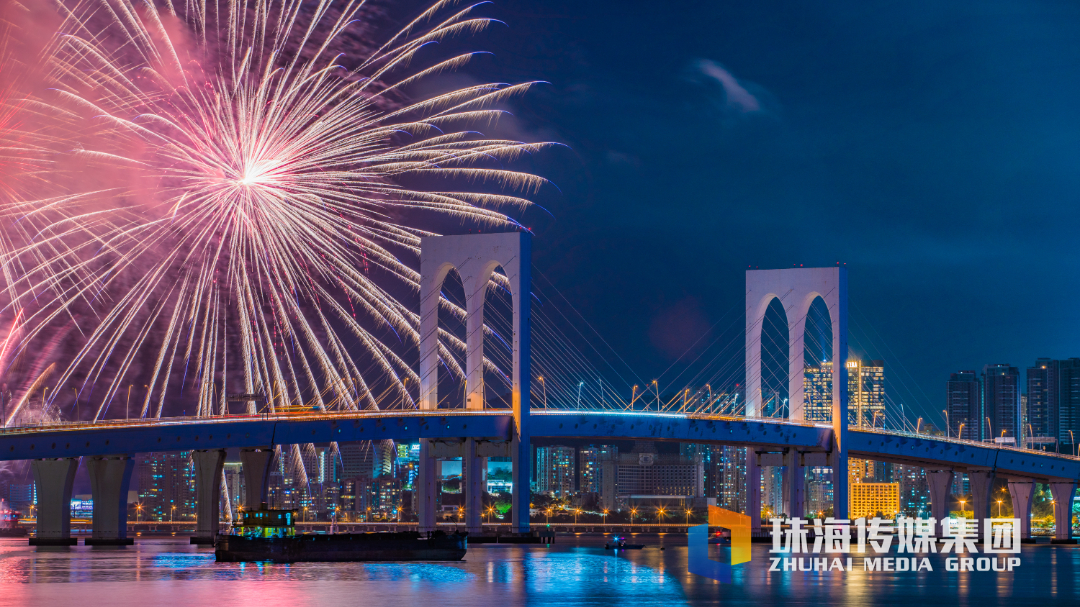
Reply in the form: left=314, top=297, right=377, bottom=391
left=0, top=539, right=1075, bottom=606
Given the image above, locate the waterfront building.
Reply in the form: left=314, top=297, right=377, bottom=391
left=613, top=442, right=704, bottom=509
left=136, top=452, right=196, bottom=521
left=947, top=371, right=982, bottom=441
left=983, top=364, right=1020, bottom=443
left=804, top=359, right=885, bottom=425
left=849, top=482, right=900, bottom=519
left=535, top=445, right=575, bottom=497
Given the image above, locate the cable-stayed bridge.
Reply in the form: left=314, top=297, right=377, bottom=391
left=5, top=234, right=1077, bottom=548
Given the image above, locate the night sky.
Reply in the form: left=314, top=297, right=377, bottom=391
left=402, top=0, right=1080, bottom=422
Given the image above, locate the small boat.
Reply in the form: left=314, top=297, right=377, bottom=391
left=216, top=505, right=467, bottom=563
left=605, top=536, right=644, bottom=550
left=709, top=531, right=731, bottom=545
left=0, top=507, right=26, bottom=537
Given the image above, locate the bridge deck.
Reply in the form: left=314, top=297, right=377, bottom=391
left=0, top=410, right=1074, bottom=481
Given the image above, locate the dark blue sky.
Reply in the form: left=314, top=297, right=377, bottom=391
left=418, top=0, right=1080, bottom=422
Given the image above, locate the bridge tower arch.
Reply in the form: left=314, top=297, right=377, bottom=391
left=745, top=267, right=848, bottom=520
left=418, top=232, right=532, bottom=534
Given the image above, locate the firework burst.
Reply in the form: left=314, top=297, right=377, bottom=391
left=1, top=0, right=553, bottom=427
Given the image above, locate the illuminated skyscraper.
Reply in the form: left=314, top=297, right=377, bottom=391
left=982, top=364, right=1020, bottom=443
left=136, top=452, right=196, bottom=521
left=1026, top=358, right=1080, bottom=452
left=578, top=445, right=617, bottom=493
left=946, top=371, right=981, bottom=441
left=535, top=445, right=575, bottom=497
left=803, top=359, right=885, bottom=425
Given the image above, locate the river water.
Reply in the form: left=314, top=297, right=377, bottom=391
left=0, top=537, right=1076, bottom=606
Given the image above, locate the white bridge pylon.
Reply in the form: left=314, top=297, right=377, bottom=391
left=418, top=232, right=531, bottom=534
left=745, top=267, right=848, bottom=520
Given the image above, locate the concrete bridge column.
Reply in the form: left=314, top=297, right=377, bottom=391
left=745, top=450, right=761, bottom=530
left=418, top=440, right=436, bottom=533
left=1049, top=481, right=1077, bottom=543
left=1007, top=480, right=1034, bottom=540
left=510, top=430, right=530, bottom=534
left=464, top=439, right=483, bottom=534
left=85, top=456, right=134, bottom=546
left=29, top=458, right=79, bottom=546
left=968, top=470, right=995, bottom=533
left=926, top=469, right=954, bottom=536
left=192, top=449, right=225, bottom=545
left=782, top=451, right=805, bottom=519
left=240, top=448, right=274, bottom=508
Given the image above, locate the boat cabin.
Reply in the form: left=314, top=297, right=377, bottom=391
left=237, top=506, right=296, bottom=539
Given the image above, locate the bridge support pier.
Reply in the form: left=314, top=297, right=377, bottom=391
left=746, top=450, right=761, bottom=529
left=967, top=470, right=994, bottom=532
left=926, top=469, right=954, bottom=536
left=1007, top=480, right=1034, bottom=540
left=418, top=441, right=436, bottom=533
left=464, top=439, right=483, bottom=534
left=782, top=451, right=805, bottom=519
left=192, top=449, right=226, bottom=545
left=85, top=456, right=134, bottom=546
left=511, top=432, right=530, bottom=534
left=1049, top=481, right=1077, bottom=543
left=29, top=458, right=79, bottom=546
left=240, top=448, right=275, bottom=508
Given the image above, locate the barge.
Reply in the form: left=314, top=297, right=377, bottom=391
left=215, top=506, right=467, bottom=563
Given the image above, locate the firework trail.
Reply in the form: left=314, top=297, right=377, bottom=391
left=0, top=0, right=553, bottom=438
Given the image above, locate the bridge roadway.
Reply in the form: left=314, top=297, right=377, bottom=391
left=3, top=409, right=1077, bottom=544
left=2, top=409, right=1076, bottom=478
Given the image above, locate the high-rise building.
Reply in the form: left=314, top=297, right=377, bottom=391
left=804, top=362, right=833, bottom=422
left=1058, top=360, right=1080, bottom=452
left=1027, top=359, right=1056, bottom=441
left=847, top=359, right=885, bottom=427
left=223, top=461, right=243, bottom=514
left=806, top=467, right=833, bottom=517
left=136, top=452, right=196, bottom=521
left=535, top=445, right=575, bottom=497
left=613, top=442, right=704, bottom=509
left=578, top=445, right=617, bottom=494
left=946, top=371, right=981, bottom=441
left=1027, top=358, right=1080, bottom=452
left=718, top=446, right=746, bottom=513
left=803, top=358, right=885, bottom=425
left=982, top=364, right=1020, bottom=443
left=849, top=483, right=900, bottom=519
left=894, top=464, right=930, bottom=517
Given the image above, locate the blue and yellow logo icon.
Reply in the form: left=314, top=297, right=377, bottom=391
left=688, top=505, right=751, bottom=583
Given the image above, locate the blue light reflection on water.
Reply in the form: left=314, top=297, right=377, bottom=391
left=0, top=538, right=1076, bottom=606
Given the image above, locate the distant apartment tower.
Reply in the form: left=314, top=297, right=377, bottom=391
left=535, top=445, right=575, bottom=497
left=613, top=442, right=704, bottom=508
left=849, top=483, right=900, bottom=519
left=1059, top=360, right=1080, bottom=451
left=803, top=359, right=885, bottom=425
left=982, top=364, right=1020, bottom=442
left=894, top=464, right=930, bottom=517
left=698, top=445, right=746, bottom=513
left=136, top=452, right=196, bottom=521
left=578, top=445, right=617, bottom=494
left=946, top=371, right=981, bottom=441
left=1027, top=358, right=1080, bottom=452
left=806, top=467, right=833, bottom=516
left=1027, top=359, right=1056, bottom=441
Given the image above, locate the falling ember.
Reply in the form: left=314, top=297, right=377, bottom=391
left=0, top=0, right=553, bottom=422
